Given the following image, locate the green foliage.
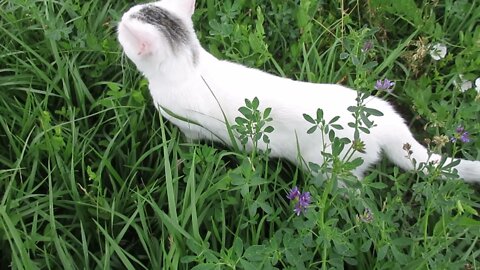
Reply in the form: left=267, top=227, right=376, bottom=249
left=0, top=0, right=479, bottom=269
left=232, top=97, right=274, bottom=149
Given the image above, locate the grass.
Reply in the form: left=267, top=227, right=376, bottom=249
left=1, top=0, right=480, bottom=269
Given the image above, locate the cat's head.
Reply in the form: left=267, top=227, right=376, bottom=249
left=118, top=0, right=197, bottom=74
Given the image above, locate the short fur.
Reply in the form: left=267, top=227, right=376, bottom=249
left=132, top=6, right=190, bottom=49
left=118, top=0, right=480, bottom=183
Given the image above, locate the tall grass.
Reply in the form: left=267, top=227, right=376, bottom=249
left=1, top=0, right=479, bottom=269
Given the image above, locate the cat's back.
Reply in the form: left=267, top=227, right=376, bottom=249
left=201, top=53, right=364, bottom=111
left=204, top=53, right=348, bottom=93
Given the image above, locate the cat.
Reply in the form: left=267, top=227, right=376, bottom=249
left=117, top=0, right=480, bottom=183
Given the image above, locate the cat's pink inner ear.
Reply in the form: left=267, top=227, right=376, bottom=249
left=137, top=41, right=151, bottom=56
left=188, top=0, right=196, bottom=15
left=120, top=22, right=154, bottom=56
left=180, top=0, right=196, bottom=16
left=129, top=26, right=154, bottom=56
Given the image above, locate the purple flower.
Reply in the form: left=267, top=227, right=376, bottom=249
left=293, top=204, right=302, bottom=216
left=374, top=79, right=395, bottom=93
left=298, top=192, right=311, bottom=208
left=451, top=126, right=471, bottom=143
left=460, top=132, right=470, bottom=143
left=287, top=187, right=311, bottom=216
left=287, top=186, right=300, bottom=200
left=361, top=40, right=373, bottom=53
left=456, top=126, right=465, bottom=133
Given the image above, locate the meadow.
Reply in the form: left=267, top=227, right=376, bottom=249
left=1, top=0, right=480, bottom=269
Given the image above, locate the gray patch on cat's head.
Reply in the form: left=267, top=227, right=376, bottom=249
left=131, top=5, right=198, bottom=64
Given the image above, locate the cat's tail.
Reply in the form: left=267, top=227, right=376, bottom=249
left=379, top=121, right=480, bottom=183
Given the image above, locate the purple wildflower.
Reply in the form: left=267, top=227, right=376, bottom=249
left=451, top=126, right=471, bottom=143
left=293, top=204, right=303, bottom=216
left=298, top=192, right=311, bottom=208
left=456, top=126, right=465, bottom=134
left=374, top=79, right=395, bottom=93
left=361, top=40, right=373, bottom=53
left=287, top=187, right=311, bottom=216
left=460, top=132, right=470, bottom=143
left=287, top=186, right=300, bottom=200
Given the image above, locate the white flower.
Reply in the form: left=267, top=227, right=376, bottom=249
left=475, top=77, right=480, bottom=93
left=461, top=81, right=473, bottom=92
left=455, top=74, right=472, bottom=92
left=429, top=43, right=447, bottom=60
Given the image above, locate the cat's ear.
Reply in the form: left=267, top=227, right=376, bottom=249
left=136, top=38, right=153, bottom=56
left=118, top=22, right=157, bottom=57
left=177, top=0, right=196, bottom=17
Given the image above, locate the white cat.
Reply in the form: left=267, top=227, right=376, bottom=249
left=118, top=0, right=480, bottom=183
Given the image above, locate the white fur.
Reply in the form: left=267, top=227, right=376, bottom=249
left=118, top=0, right=480, bottom=183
